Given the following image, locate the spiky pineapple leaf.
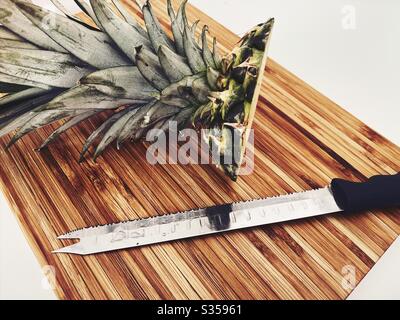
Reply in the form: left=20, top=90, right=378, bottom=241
left=0, top=38, right=39, bottom=49
left=90, top=0, right=152, bottom=63
left=93, top=107, right=138, bottom=160
left=174, top=0, right=188, bottom=32
left=0, top=25, right=40, bottom=49
left=0, top=48, right=94, bottom=88
left=14, top=1, right=132, bottom=69
left=191, top=77, right=211, bottom=104
left=79, top=108, right=132, bottom=161
left=0, top=88, right=58, bottom=131
left=0, top=25, right=24, bottom=41
left=49, top=0, right=99, bottom=31
left=212, top=37, right=222, bottom=69
left=182, top=14, right=206, bottom=73
left=0, top=81, right=30, bottom=93
left=0, top=87, right=48, bottom=107
left=0, top=71, right=52, bottom=90
left=41, top=85, right=141, bottom=111
left=201, top=26, right=217, bottom=69
left=111, top=0, right=148, bottom=38
left=167, top=0, right=186, bottom=55
left=206, top=67, right=221, bottom=90
left=0, top=0, right=67, bottom=52
left=0, top=88, right=64, bottom=135
left=142, top=1, right=175, bottom=52
left=136, top=47, right=169, bottom=91
left=7, top=108, right=87, bottom=147
left=116, top=100, right=178, bottom=145
left=38, top=110, right=100, bottom=150
left=161, top=73, right=204, bottom=106
left=157, top=45, right=192, bottom=82
left=80, top=66, right=159, bottom=100
left=73, top=0, right=104, bottom=30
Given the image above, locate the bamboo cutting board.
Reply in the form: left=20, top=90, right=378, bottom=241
left=0, top=0, right=399, bottom=300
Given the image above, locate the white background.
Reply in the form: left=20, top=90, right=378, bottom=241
left=1, top=0, right=399, bottom=300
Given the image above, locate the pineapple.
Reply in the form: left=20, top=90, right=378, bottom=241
left=0, top=0, right=274, bottom=181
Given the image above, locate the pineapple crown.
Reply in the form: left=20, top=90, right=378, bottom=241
left=0, top=0, right=274, bottom=181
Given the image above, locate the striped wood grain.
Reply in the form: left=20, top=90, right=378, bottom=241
left=0, top=0, right=399, bottom=300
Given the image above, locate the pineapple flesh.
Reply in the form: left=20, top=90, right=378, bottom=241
left=0, top=0, right=274, bottom=181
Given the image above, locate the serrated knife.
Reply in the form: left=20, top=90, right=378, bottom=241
left=54, top=173, right=400, bottom=255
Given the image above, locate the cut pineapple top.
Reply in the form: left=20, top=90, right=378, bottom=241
left=0, top=0, right=274, bottom=181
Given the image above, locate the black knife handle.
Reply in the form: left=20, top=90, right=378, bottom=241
left=331, top=173, right=400, bottom=212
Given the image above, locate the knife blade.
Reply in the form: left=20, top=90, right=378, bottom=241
left=54, top=173, right=400, bottom=255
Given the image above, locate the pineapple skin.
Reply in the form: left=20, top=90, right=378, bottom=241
left=0, top=0, right=274, bottom=181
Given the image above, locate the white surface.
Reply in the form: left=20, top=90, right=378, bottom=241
left=0, top=197, right=56, bottom=300
left=0, top=0, right=399, bottom=300
left=348, top=237, right=400, bottom=300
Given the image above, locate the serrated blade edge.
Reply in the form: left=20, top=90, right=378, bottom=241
left=59, top=187, right=334, bottom=240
